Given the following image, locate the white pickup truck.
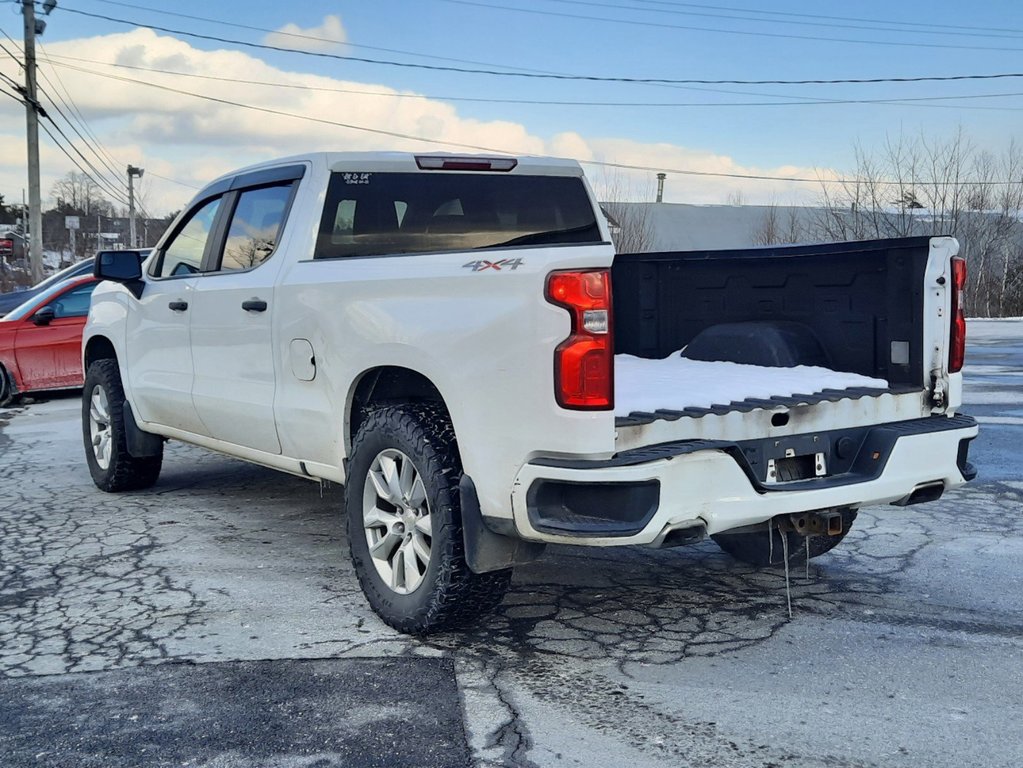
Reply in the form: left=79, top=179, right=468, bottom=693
left=83, top=152, right=977, bottom=633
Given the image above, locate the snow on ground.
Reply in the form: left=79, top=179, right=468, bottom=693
left=966, top=317, right=1023, bottom=341
left=614, top=354, right=889, bottom=417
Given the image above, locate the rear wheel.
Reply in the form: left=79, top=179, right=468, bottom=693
left=82, top=359, right=163, bottom=492
left=345, top=403, right=511, bottom=634
left=712, top=508, right=857, bottom=567
left=0, top=364, right=14, bottom=407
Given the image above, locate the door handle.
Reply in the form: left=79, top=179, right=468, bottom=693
left=242, top=299, right=268, bottom=313
left=168, top=300, right=188, bottom=311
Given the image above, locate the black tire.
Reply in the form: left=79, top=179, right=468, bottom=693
left=82, top=359, right=163, bottom=492
left=345, top=403, right=511, bottom=634
left=0, top=363, right=15, bottom=407
left=712, top=508, right=857, bottom=567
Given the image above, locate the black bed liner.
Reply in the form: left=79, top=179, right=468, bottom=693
left=615, top=384, right=922, bottom=428
left=613, top=237, right=935, bottom=391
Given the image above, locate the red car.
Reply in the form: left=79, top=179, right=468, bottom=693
left=0, top=275, right=99, bottom=406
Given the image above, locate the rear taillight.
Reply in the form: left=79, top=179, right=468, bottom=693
left=949, top=256, right=967, bottom=374
left=546, top=270, right=613, bottom=410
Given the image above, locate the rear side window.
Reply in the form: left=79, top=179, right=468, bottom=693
left=217, top=183, right=295, bottom=272
left=315, top=173, right=602, bottom=259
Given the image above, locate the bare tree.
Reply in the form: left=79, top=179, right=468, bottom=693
left=752, top=203, right=806, bottom=246
left=725, top=189, right=745, bottom=207
left=594, top=169, right=654, bottom=253
left=50, top=171, right=113, bottom=216
left=808, top=131, right=1023, bottom=316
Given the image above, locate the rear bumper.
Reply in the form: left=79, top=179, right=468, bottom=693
left=508, top=414, right=978, bottom=546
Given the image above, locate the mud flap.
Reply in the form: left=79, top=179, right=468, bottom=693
left=460, top=474, right=545, bottom=573
left=124, top=403, right=164, bottom=458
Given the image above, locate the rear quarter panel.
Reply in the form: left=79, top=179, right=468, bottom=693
left=272, top=161, right=618, bottom=521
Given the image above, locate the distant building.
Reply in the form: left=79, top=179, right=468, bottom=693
left=0, top=228, right=26, bottom=263
left=600, top=202, right=818, bottom=251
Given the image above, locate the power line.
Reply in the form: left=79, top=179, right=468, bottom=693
left=29, top=75, right=133, bottom=206
left=0, top=82, right=23, bottom=104
left=38, top=110, right=131, bottom=206
left=53, top=57, right=1023, bottom=187
left=35, top=79, right=128, bottom=194
left=52, top=5, right=1023, bottom=85
left=38, top=54, right=1023, bottom=112
left=38, top=41, right=127, bottom=183
left=631, top=0, right=1023, bottom=37
left=145, top=170, right=199, bottom=190
left=36, top=50, right=155, bottom=220
left=437, top=0, right=1023, bottom=53
left=63, top=0, right=1023, bottom=108
left=0, top=67, right=20, bottom=91
left=66, top=0, right=558, bottom=76
left=1, top=33, right=192, bottom=204
left=540, top=0, right=1023, bottom=40
left=0, top=34, right=21, bottom=66
left=36, top=0, right=1023, bottom=46
left=38, top=119, right=131, bottom=208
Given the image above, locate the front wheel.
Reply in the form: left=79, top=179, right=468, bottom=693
left=712, top=508, right=857, bottom=567
left=82, top=359, right=163, bottom=492
left=345, top=404, right=511, bottom=634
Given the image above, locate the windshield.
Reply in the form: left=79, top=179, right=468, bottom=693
left=1, top=278, right=88, bottom=322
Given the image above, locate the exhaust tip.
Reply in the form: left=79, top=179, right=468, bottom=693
left=892, top=481, right=945, bottom=507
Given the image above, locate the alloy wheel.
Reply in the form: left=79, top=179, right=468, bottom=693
left=88, top=384, right=112, bottom=470
left=362, top=448, right=432, bottom=594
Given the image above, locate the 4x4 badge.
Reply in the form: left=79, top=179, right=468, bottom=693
left=463, top=258, right=524, bottom=272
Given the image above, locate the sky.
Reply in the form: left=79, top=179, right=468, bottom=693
left=0, top=0, right=1021, bottom=216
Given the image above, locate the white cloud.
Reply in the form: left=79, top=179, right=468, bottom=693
left=263, top=15, right=347, bottom=52
left=0, top=28, right=832, bottom=216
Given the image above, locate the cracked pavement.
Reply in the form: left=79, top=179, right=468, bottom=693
left=1, top=320, right=1021, bottom=767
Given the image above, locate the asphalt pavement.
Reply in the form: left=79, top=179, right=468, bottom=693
left=0, top=319, right=1020, bottom=768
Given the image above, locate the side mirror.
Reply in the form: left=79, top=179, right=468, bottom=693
left=32, top=306, right=55, bottom=326
left=95, top=250, right=143, bottom=282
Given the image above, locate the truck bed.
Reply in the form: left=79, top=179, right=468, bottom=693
left=613, top=237, right=933, bottom=383
left=611, top=237, right=937, bottom=435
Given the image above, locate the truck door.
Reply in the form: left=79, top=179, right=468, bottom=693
left=128, top=196, right=221, bottom=434
left=187, top=180, right=298, bottom=454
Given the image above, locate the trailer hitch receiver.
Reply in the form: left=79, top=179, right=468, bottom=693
left=784, top=510, right=844, bottom=537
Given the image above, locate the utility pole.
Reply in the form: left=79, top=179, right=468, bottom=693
left=22, top=0, right=43, bottom=283
left=127, top=165, right=144, bottom=248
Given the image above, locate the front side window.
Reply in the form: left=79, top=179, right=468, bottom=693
left=152, top=196, right=222, bottom=278
left=217, top=183, right=294, bottom=272
left=315, top=172, right=603, bottom=259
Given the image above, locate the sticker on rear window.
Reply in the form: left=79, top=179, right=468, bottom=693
left=342, top=172, right=371, bottom=185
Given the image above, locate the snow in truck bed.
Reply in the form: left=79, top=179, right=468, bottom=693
left=614, top=354, right=889, bottom=418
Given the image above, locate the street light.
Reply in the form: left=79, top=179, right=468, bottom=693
left=127, top=164, right=144, bottom=248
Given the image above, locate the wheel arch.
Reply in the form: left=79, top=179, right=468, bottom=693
left=83, top=334, right=118, bottom=371
left=347, top=365, right=449, bottom=455
left=0, top=358, right=18, bottom=403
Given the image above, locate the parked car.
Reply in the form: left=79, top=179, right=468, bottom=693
left=0, top=275, right=99, bottom=406
left=0, top=258, right=95, bottom=318
left=0, top=250, right=153, bottom=318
